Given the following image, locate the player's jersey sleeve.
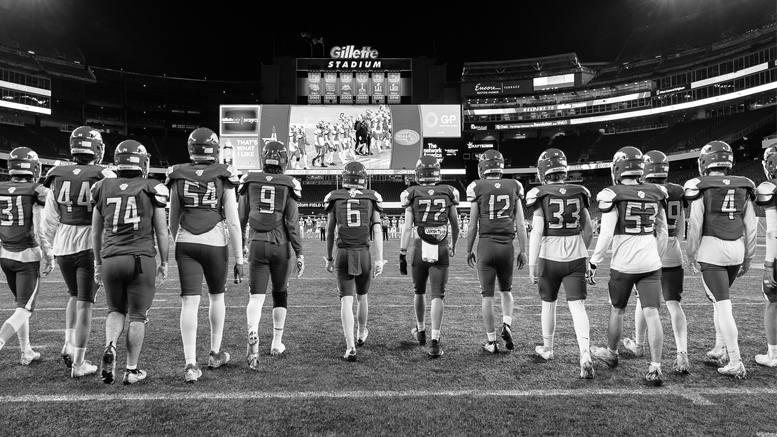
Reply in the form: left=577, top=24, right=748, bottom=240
left=372, top=190, right=384, bottom=213
left=224, top=165, right=240, bottom=187
left=597, top=187, right=617, bottom=212
left=525, top=187, right=541, bottom=209
left=147, top=181, right=170, bottom=207
left=164, top=165, right=177, bottom=187
left=400, top=187, right=414, bottom=208
left=513, top=179, right=524, bottom=199
left=290, top=177, right=302, bottom=201
left=323, top=190, right=337, bottom=212
left=684, top=178, right=701, bottom=201
left=757, top=181, right=777, bottom=207
left=449, top=185, right=461, bottom=205
left=465, top=181, right=478, bottom=203
left=34, top=183, right=48, bottom=206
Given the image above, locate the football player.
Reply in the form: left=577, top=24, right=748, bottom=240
left=92, top=140, right=169, bottom=385
left=465, top=150, right=527, bottom=354
left=0, top=147, right=52, bottom=365
left=323, top=162, right=385, bottom=361
left=756, top=146, right=777, bottom=368
left=166, top=127, right=244, bottom=383
left=399, top=155, right=459, bottom=358
left=621, top=150, right=690, bottom=373
left=40, top=126, right=116, bottom=377
left=685, top=140, right=756, bottom=379
left=588, top=146, right=668, bottom=386
left=239, top=141, right=305, bottom=370
left=525, top=148, right=594, bottom=379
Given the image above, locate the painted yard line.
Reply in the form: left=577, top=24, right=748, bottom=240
left=679, top=392, right=715, bottom=405
left=0, top=387, right=775, bottom=403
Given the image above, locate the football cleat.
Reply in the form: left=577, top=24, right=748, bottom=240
left=208, top=350, right=231, bottom=369
left=101, top=342, right=117, bottom=385
left=645, top=364, right=664, bottom=387
left=184, top=363, right=202, bottom=383
left=622, top=338, right=645, bottom=357
left=270, top=343, right=286, bottom=356
left=536, top=148, right=567, bottom=184
left=19, top=350, right=41, bottom=366
left=122, top=368, right=147, bottom=385
left=483, top=341, right=499, bottom=354
left=501, top=324, right=514, bottom=351
left=477, top=149, right=505, bottom=179
left=415, top=155, right=441, bottom=184
left=755, top=353, right=777, bottom=367
left=7, top=147, right=41, bottom=181
left=611, top=146, right=644, bottom=184
left=356, top=328, right=369, bottom=348
left=247, top=330, right=259, bottom=371
left=674, top=352, right=690, bottom=374
left=342, top=348, right=357, bottom=362
left=412, top=327, right=427, bottom=346
left=706, top=347, right=729, bottom=365
left=580, top=351, right=595, bottom=379
left=71, top=360, right=98, bottom=378
left=717, top=361, right=747, bottom=379
left=591, top=346, right=619, bottom=367
left=698, top=140, right=733, bottom=176
left=534, top=346, right=554, bottom=361
left=428, top=339, right=443, bottom=358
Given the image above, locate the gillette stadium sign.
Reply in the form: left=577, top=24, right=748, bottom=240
left=328, top=46, right=381, bottom=68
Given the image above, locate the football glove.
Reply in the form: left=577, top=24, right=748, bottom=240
left=516, top=253, right=527, bottom=270
left=296, top=255, right=305, bottom=278
left=467, top=251, right=476, bottom=268
left=233, top=263, right=244, bottom=284
left=687, top=253, right=699, bottom=275
left=585, top=262, right=597, bottom=285
left=399, top=253, right=407, bottom=275
left=373, top=259, right=387, bottom=278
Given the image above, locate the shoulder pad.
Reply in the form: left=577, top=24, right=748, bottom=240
left=323, top=190, right=335, bottom=211
left=684, top=178, right=701, bottom=200
left=757, top=181, right=777, bottom=206
left=465, top=181, right=477, bottom=202
left=597, top=187, right=617, bottom=213
left=658, top=184, right=668, bottom=199
left=101, top=168, right=117, bottom=179
left=291, top=177, right=302, bottom=201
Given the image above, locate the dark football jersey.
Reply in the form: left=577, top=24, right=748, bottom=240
left=598, top=184, right=667, bottom=236
left=239, top=172, right=302, bottom=232
left=684, top=175, right=755, bottom=241
left=166, top=163, right=239, bottom=235
left=324, top=189, right=384, bottom=248
left=466, top=179, right=524, bottom=239
left=92, top=178, right=169, bottom=258
left=0, top=182, right=47, bottom=252
left=44, top=164, right=116, bottom=226
left=525, top=183, right=591, bottom=237
left=400, top=184, right=459, bottom=228
left=663, top=182, right=686, bottom=238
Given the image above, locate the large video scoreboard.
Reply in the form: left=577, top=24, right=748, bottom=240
left=219, top=104, right=462, bottom=175
left=296, top=46, right=412, bottom=105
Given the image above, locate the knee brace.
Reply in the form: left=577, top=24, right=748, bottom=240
left=272, top=289, right=288, bottom=309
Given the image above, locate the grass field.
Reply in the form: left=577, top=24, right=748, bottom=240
left=1, top=235, right=776, bottom=436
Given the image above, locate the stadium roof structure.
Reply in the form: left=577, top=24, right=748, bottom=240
left=461, top=53, right=586, bottom=81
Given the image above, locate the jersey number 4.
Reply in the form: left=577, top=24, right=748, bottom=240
left=720, top=189, right=737, bottom=220
left=183, top=181, right=217, bottom=209
left=106, top=197, right=140, bottom=233
left=57, top=180, right=92, bottom=213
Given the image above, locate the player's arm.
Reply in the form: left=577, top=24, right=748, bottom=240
left=765, top=206, right=777, bottom=287
left=447, top=204, right=459, bottom=256
left=91, top=207, right=104, bottom=287
left=399, top=207, right=414, bottom=275
left=654, top=206, right=668, bottom=260
left=168, top=184, right=181, bottom=242
left=466, top=202, right=479, bottom=267
left=153, top=205, right=169, bottom=283
left=590, top=210, right=616, bottom=268
left=740, top=199, right=758, bottom=277
left=223, top=187, right=244, bottom=283
left=238, top=185, right=250, bottom=246
left=513, top=198, right=527, bottom=268
left=686, top=199, right=704, bottom=269
left=285, top=196, right=305, bottom=277
left=371, top=210, right=384, bottom=277
left=325, top=210, right=336, bottom=263
left=580, top=208, right=593, bottom=248
left=38, top=184, right=61, bottom=254
left=528, top=209, right=545, bottom=284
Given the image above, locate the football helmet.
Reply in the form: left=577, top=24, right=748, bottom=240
left=611, top=146, right=644, bottom=184
left=642, top=150, right=669, bottom=182
left=763, top=146, right=777, bottom=180
left=261, top=141, right=288, bottom=173
left=536, top=148, right=568, bottom=183
left=70, top=126, right=105, bottom=164
left=698, top=140, right=733, bottom=176
left=342, top=161, right=368, bottom=190
left=187, top=127, right=220, bottom=163
left=114, top=140, right=150, bottom=176
left=478, top=150, right=505, bottom=179
left=7, top=147, right=41, bottom=180
left=415, top=155, right=441, bottom=184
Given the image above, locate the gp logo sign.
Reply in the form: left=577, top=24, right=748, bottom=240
left=394, top=129, right=420, bottom=146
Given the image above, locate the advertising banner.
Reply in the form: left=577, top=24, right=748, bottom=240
left=390, top=105, right=424, bottom=170
left=372, top=72, right=385, bottom=104
left=219, top=105, right=260, bottom=137
left=355, top=72, right=370, bottom=104
left=420, top=105, right=461, bottom=138
left=308, top=72, right=322, bottom=104
left=324, top=72, right=337, bottom=104
left=340, top=72, right=354, bottom=104
left=460, top=79, right=533, bottom=97
left=388, top=72, right=401, bottom=103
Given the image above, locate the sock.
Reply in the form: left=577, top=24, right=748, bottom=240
left=341, top=297, right=355, bottom=349
left=635, top=332, right=647, bottom=347
left=65, top=328, right=75, bottom=349
left=431, top=329, right=441, bottom=341
left=568, top=300, right=590, bottom=354
left=487, top=332, right=496, bottom=342
left=126, top=364, right=137, bottom=371
left=541, top=301, right=557, bottom=349
left=246, top=294, right=266, bottom=333
left=712, top=304, right=725, bottom=349
left=503, top=316, right=512, bottom=327
left=634, top=299, right=647, bottom=346
left=608, top=348, right=619, bottom=356
left=209, top=293, right=225, bottom=353
left=74, top=347, right=86, bottom=364
left=180, top=296, right=200, bottom=366
left=17, top=319, right=31, bottom=353
left=651, top=362, right=661, bottom=369
left=768, top=344, right=777, bottom=358
left=715, top=300, right=739, bottom=363
left=417, top=322, right=425, bottom=332
left=728, top=349, right=741, bottom=366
